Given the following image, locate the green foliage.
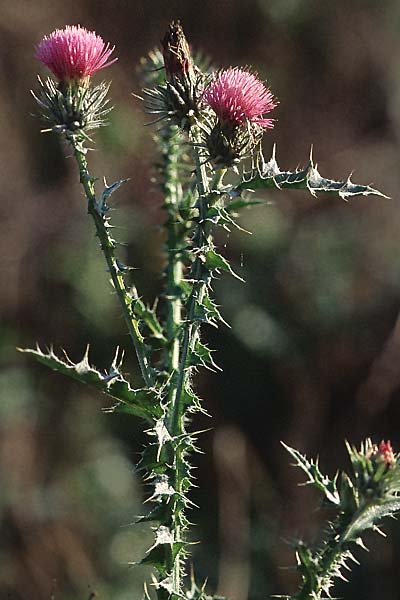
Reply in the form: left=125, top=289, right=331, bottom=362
left=19, top=346, right=162, bottom=422
left=282, top=443, right=340, bottom=506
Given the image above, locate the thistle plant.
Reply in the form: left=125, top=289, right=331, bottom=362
left=25, top=20, right=400, bottom=600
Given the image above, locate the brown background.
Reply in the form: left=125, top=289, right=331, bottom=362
left=2, top=1, right=400, bottom=599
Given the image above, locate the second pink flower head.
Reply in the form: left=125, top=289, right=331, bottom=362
left=203, top=67, right=277, bottom=129
left=36, top=25, right=117, bottom=82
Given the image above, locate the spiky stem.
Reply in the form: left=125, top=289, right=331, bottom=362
left=295, top=513, right=354, bottom=600
left=165, top=127, right=225, bottom=597
left=171, top=126, right=212, bottom=427
left=162, top=125, right=184, bottom=387
left=159, top=125, right=186, bottom=598
left=168, top=146, right=209, bottom=595
left=68, top=136, right=153, bottom=388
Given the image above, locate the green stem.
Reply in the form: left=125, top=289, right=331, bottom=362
left=166, top=129, right=229, bottom=597
left=163, top=126, right=184, bottom=381
left=161, top=125, right=212, bottom=598
left=161, top=127, right=185, bottom=596
left=69, top=137, right=153, bottom=388
left=171, top=135, right=224, bottom=428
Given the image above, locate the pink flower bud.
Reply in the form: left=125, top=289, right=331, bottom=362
left=36, top=25, right=117, bottom=83
left=377, top=440, right=396, bottom=468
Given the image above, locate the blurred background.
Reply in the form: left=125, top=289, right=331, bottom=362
left=2, top=0, right=400, bottom=598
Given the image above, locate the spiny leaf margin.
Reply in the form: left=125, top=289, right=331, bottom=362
left=232, top=145, right=389, bottom=201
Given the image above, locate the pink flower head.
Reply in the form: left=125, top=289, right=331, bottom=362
left=36, top=25, right=117, bottom=82
left=203, top=67, right=277, bottom=129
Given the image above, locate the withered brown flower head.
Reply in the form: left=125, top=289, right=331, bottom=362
left=161, top=20, right=194, bottom=80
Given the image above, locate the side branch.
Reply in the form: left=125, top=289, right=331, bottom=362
left=69, top=138, right=154, bottom=388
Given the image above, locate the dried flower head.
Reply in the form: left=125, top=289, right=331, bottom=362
left=203, top=67, right=277, bottom=129
left=161, top=20, right=194, bottom=81
left=36, top=25, right=117, bottom=82
left=141, top=21, right=204, bottom=132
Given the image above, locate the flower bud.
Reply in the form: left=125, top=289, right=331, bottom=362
left=370, top=440, right=396, bottom=469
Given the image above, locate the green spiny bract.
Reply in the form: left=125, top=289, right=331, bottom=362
left=203, top=118, right=265, bottom=167
left=32, top=76, right=112, bottom=136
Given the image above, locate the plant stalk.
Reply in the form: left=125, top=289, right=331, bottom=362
left=171, top=137, right=228, bottom=428
left=166, top=128, right=230, bottom=597
left=162, top=126, right=185, bottom=596
left=69, top=137, right=153, bottom=388
left=162, top=126, right=184, bottom=382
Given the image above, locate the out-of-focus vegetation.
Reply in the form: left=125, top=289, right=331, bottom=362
left=2, top=1, right=400, bottom=598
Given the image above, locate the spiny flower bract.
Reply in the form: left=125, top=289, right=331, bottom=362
left=203, top=67, right=277, bottom=129
left=36, top=25, right=117, bottom=82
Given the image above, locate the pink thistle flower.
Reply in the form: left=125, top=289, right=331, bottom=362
left=203, top=67, right=277, bottom=129
left=36, top=25, right=117, bottom=82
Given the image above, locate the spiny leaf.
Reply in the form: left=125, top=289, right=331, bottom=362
left=204, top=203, right=251, bottom=233
left=136, top=502, right=170, bottom=524
left=154, top=575, right=175, bottom=595
left=227, top=197, right=264, bottom=211
left=148, top=474, right=176, bottom=501
left=139, top=527, right=184, bottom=577
left=233, top=146, right=388, bottom=201
left=342, top=498, right=400, bottom=543
left=139, top=544, right=169, bottom=576
left=295, top=541, right=319, bottom=591
left=282, top=442, right=340, bottom=506
left=147, top=418, right=173, bottom=461
left=187, top=574, right=227, bottom=600
left=189, top=340, right=222, bottom=372
left=338, top=472, right=358, bottom=513
left=193, top=289, right=230, bottom=329
left=140, top=445, right=170, bottom=474
left=205, top=249, right=245, bottom=282
left=19, top=345, right=162, bottom=422
left=133, top=297, right=166, bottom=341
left=96, top=178, right=128, bottom=214
left=181, top=382, right=208, bottom=415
